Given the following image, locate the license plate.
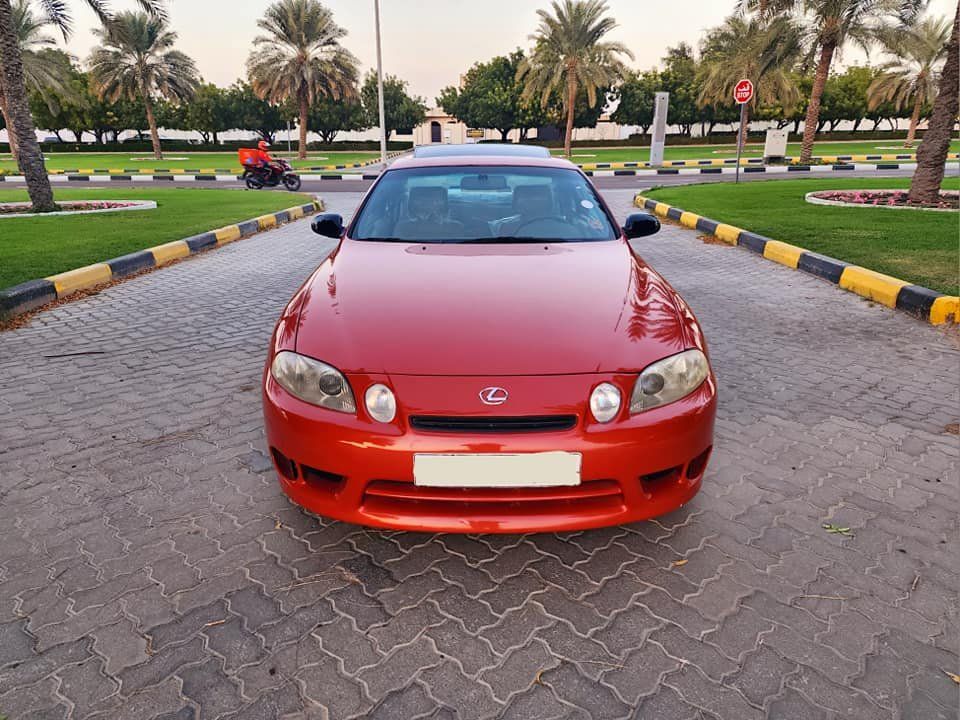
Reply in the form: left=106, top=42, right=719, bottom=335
left=413, top=452, right=582, bottom=488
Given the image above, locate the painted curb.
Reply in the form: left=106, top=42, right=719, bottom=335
left=0, top=150, right=409, bottom=178
left=0, top=199, right=157, bottom=218
left=633, top=193, right=959, bottom=326
left=577, top=152, right=959, bottom=171
left=804, top=190, right=959, bottom=212
left=0, top=173, right=382, bottom=183
left=0, top=198, right=325, bottom=321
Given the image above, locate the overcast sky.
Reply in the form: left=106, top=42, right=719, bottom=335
left=59, top=0, right=957, bottom=105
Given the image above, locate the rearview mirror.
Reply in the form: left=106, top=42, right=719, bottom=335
left=312, top=213, right=345, bottom=239
left=623, top=212, right=660, bottom=239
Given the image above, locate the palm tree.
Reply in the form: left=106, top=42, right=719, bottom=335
left=0, top=0, right=68, bottom=164
left=743, top=0, right=925, bottom=163
left=909, top=1, right=958, bottom=204
left=247, top=0, right=359, bottom=160
left=87, top=11, right=198, bottom=160
left=517, top=0, right=633, bottom=158
left=868, top=14, right=951, bottom=148
left=698, top=14, right=802, bottom=148
left=0, top=0, right=165, bottom=212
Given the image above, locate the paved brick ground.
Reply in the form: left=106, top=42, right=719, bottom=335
left=0, top=189, right=957, bottom=719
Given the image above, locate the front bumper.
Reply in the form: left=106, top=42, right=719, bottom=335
left=262, top=371, right=716, bottom=533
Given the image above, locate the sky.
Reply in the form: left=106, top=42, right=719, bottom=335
left=58, top=0, right=957, bottom=107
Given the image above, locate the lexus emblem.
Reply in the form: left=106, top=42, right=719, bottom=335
left=479, top=387, right=509, bottom=406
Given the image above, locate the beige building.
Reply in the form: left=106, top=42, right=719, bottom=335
left=411, top=109, right=627, bottom=146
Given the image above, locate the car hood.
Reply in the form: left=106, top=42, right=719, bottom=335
left=294, top=239, right=692, bottom=376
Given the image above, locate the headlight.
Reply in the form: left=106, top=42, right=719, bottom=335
left=365, top=383, right=397, bottom=423
left=270, top=351, right=356, bottom=413
left=630, top=349, right=709, bottom=413
left=590, top=382, right=621, bottom=423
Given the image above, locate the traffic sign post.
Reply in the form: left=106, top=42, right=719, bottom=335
left=733, top=79, right=754, bottom=184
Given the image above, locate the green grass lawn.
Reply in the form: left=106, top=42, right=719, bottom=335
left=0, top=187, right=313, bottom=288
left=553, top=139, right=960, bottom=164
left=0, top=150, right=382, bottom=174
left=644, top=177, right=960, bottom=295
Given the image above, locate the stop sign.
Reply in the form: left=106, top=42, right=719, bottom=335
left=734, top=79, right=754, bottom=104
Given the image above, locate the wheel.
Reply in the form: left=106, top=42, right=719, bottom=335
left=245, top=174, right=264, bottom=190
left=283, top=174, right=302, bottom=192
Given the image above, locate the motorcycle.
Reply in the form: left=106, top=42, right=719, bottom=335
left=238, top=149, right=302, bottom=191
left=242, top=158, right=302, bottom=192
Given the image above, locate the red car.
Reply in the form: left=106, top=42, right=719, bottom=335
left=263, top=145, right=716, bottom=533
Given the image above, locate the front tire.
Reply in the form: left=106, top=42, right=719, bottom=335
left=283, top=174, right=302, bottom=192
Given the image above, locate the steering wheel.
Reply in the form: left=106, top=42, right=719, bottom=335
left=511, top=216, right=574, bottom=237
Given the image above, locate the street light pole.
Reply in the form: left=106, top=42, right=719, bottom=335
left=374, top=0, right=387, bottom=165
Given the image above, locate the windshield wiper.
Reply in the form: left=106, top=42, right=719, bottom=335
left=456, top=236, right=569, bottom=244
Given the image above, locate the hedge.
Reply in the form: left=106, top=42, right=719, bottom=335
left=0, top=139, right=413, bottom=154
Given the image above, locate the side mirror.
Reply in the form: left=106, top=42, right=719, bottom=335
left=623, top=212, right=660, bottom=239
left=312, top=213, right=345, bottom=239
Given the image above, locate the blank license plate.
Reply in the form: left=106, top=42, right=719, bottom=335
left=413, top=452, right=582, bottom=488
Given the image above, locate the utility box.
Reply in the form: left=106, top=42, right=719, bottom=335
left=763, top=129, right=788, bottom=162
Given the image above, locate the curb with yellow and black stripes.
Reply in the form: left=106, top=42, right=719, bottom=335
left=634, top=193, right=959, bottom=326
left=0, top=198, right=324, bottom=321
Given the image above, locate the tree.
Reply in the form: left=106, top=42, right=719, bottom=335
left=247, top=0, right=358, bottom=159
left=305, top=92, right=367, bottom=144
left=658, top=44, right=701, bottom=136
left=361, top=72, right=426, bottom=138
left=185, top=82, right=233, bottom=144
left=909, top=1, right=959, bottom=204
left=28, top=61, right=90, bottom=142
left=698, top=14, right=802, bottom=146
left=0, top=0, right=166, bottom=212
left=87, top=11, right=198, bottom=160
left=228, top=81, right=285, bottom=143
left=821, top=65, right=872, bottom=131
left=439, top=50, right=543, bottom=141
left=868, top=14, right=952, bottom=147
left=517, top=0, right=632, bottom=156
left=0, top=1, right=74, bottom=162
left=609, top=69, right=659, bottom=133
left=745, top=0, right=925, bottom=163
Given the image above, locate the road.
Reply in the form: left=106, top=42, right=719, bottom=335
left=0, top=188, right=956, bottom=719
left=10, top=165, right=934, bottom=193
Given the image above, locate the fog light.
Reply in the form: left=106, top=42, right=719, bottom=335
left=590, top=382, right=621, bottom=423
left=365, top=384, right=396, bottom=423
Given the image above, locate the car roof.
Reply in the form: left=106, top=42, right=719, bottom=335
left=391, top=146, right=579, bottom=171
left=412, top=143, right=551, bottom=159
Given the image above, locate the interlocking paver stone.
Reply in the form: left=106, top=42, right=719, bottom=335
left=0, top=190, right=956, bottom=718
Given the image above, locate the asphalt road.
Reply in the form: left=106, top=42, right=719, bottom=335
left=16, top=166, right=932, bottom=194
left=0, top=188, right=956, bottom=719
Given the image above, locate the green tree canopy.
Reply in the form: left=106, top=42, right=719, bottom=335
left=361, top=71, right=426, bottom=138
left=185, top=82, right=234, bottom=144
left=304, top=92, right=368, bottom=144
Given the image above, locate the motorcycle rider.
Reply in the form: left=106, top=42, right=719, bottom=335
left=255, top=140, right=282, bottom=181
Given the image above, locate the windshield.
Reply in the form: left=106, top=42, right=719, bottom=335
left=350, top=165, right=619, bottom=243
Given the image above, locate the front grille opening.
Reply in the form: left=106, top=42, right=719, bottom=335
left=409, top=415, right=577, bottom=433
left=686, top=446, right=712, bottom=479
left=270, top=447, right=298, bottom=481
left=640, top=465, right=682, bottom=495
left=301, top=465, right=345, bottom=491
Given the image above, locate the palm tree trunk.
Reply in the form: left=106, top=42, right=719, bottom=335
left=564, top=73, right=577, bottom=158
left=0, top=92, right=20, bottom=166
left=738, top=104, right=751, bottom=149
left=142, top=87, right=163, bottom=161
left=0, top=0, right=55, bottom=211
left=299, top=95, right=308, bottom=160
left=903, top=92, right=923, bottom=148
left=909, top=2, right=959, bottom=205
left=800, top=42, right=835, bottom=163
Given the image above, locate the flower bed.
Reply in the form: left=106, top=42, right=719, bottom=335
left=806, top=189, right=959, bottom=211
left=0, top=199, right=157, bottom=218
